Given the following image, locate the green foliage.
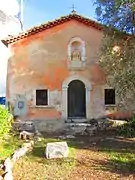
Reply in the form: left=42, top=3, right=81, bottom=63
left=94, top=0, right=135, bottom=111
left=118, top=117, right=135, bottom=137
left=100, top=31, right=135, bottom=111
left=0, top=106, right=13, bottom=139
left=95, top=0, right=135, bottom=34
left=0, top=135, right=22, bottom=161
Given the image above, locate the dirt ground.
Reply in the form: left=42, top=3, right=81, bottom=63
left=13, top=129, right=135, bottom=180
left=69, top=130, right=135, bottom=180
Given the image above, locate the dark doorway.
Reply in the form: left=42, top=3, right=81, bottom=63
left=68, top=80, right=86, bottom=118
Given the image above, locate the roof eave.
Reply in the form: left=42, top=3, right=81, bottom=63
left=4, top=13, right=103, bottom=45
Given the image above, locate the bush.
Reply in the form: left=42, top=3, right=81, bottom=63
left=118, top=117, right=135, bottom=138
left=0, top=106, right=13, bottom=139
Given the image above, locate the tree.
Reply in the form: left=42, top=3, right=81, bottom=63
left=94, top=0, right=135, bottom=112
left=95, top=0, right=135, bottom=34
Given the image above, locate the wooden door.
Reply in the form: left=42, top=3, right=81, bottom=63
left=68, top=80, right=86, bottom=118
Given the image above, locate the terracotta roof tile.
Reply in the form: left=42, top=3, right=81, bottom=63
left=4, top=13, right=103, bottom=44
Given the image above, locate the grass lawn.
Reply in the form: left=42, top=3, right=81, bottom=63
left=13, top=138, right=76, bottom=180
left=99, top=146, right=135, bottom=173
left=12, top=130, right=135, bottom=180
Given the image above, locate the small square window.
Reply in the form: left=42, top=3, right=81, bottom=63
left=105, top=89, right=115, bottom=105
left=36, top=90, right=48, bottom=106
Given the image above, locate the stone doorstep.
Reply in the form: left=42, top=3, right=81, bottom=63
left=66, top=123, right=92, bottom=127
left=66, top=118, right=87, bottom=123
left=64, top=119, right=111, bottom=135
left=64, top=122, right=98, bottom=136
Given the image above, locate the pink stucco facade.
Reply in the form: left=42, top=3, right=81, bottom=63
left=7, top=15, right=128, bottom=121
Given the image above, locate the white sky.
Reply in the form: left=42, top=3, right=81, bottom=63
left=0, top=0, right=19, bottom=16
left=0, top=0, right=21, bottom=96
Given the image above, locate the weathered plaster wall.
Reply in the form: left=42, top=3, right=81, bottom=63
left=7, top=20, right=106, bottom=120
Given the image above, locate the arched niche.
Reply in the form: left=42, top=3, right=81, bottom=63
left=68, top=37, right=86, bottom=69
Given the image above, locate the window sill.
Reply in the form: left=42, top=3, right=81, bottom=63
left=68, top=60, right=86, bottom=70
left=105, top=104, right=116, bottom=107
left=30, top=105, right=54, bottom=108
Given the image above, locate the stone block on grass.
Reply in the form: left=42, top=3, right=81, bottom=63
left=45, top=142, right=69, bottom=159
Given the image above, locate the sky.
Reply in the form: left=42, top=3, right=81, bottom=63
left=0, top=0, right=97, bottom=96
left=21, top=0, right=96, bottom=30
left=0, top=0, right=20, bottom=96
left=0, top=0, right=19, bottom=15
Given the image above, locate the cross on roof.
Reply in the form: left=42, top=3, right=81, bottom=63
left=70, top=4, right=76, bottom=14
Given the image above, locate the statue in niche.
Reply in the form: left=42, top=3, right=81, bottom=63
left=71, top=46, right=82, bottom=61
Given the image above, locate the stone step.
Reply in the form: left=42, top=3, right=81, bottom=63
left=66, top=119, right=87, bottom=123
left=65, top=122, right=97, bottom=136
left=66, top=122, right=91, bottom=128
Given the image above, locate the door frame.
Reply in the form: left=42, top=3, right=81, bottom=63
left=62, top=75, right=92, bottom=120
